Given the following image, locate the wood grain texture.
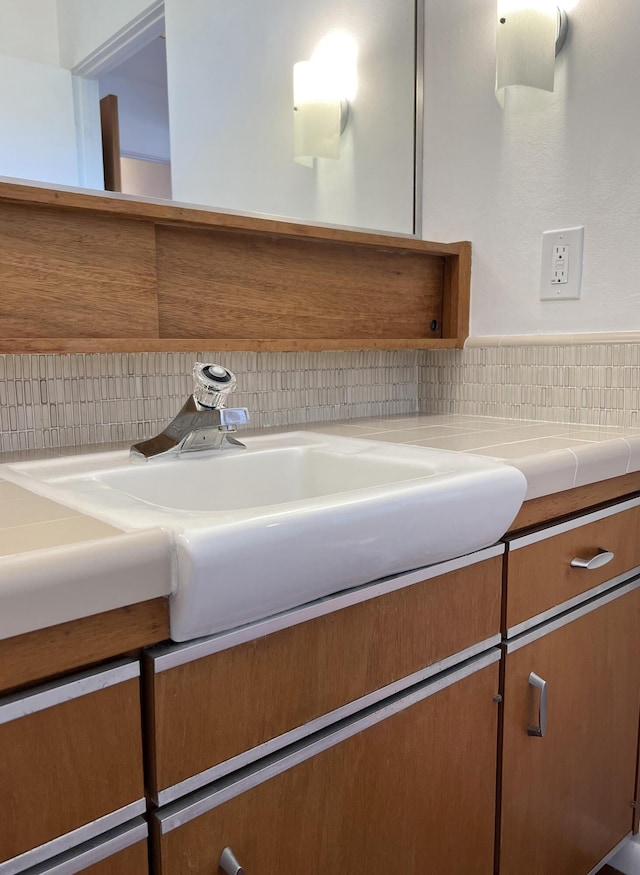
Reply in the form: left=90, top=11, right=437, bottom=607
left=0, top=202, right=159, bottom=337
left=499, top=587, right=640, bottom=875
left=100, top=95, right=122, bottom=193
left=147, top=557, right=501, bottom=795
left=152, top=662, right=499, bottom=875
left=505, top=505, right=640, bottom=630
left=155, top=226, right=444, bottom=341
left=0, top=678, right=144, bottom=864
left=0, top=598, right=169, bottom=695
left=0, top=180, right=471, bottom=352
left=82, top=840, right=148, bottom=874
left=442, top=243, right=471, bottom=347
left=0, top=180, right=465, bottom=253
left=0, top=337, right=461, bottom=354
left=508, top=473, right=640, bottom=532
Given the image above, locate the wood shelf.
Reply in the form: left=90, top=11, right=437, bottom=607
left=0, top=181, right=471, bottom=354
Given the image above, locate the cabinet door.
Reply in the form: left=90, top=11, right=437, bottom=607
left=153, top=657, right=500, bottom=875
left=499, top=584, right=640, bottom=875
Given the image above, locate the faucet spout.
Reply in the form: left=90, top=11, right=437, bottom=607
left=130, top=363, right=250, bottom=460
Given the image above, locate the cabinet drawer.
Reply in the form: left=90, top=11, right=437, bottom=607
left=0, top=661, right=145, bottom=873
left=146, top=551, right=502, bottom=803
left=151, top=654, right=500, bottom=875
left=505, top=499, right=640, bottom=634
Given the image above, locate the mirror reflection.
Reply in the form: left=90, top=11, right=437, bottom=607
left=0, top=0, right=421, bottom=234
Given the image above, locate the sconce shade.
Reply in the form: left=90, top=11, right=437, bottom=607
left=495, top=2, right=562, bottom=105
left=293, top=60, right=347, bottom=165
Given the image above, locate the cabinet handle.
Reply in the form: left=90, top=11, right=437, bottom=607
left=220, top=847, right=245, bottom=875
left=570, top=549, right=614, bottom=570
left=527, top=672, right=548, bottom=737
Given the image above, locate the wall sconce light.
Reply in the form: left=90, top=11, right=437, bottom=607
left=293, top=60, right=349, bottom=166
left=293, top=32, right=357, bottom=166
left=495, top=2, right=569, bottom=105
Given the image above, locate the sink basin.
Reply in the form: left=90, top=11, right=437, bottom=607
left=1, top=432, right=527, bottom=641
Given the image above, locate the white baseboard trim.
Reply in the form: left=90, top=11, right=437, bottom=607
left=465, top=332, right=640, bottom=348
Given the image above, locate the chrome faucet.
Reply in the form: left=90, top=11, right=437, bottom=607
left=131, top=363, right=250, bottom=460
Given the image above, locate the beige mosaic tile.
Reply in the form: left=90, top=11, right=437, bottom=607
left=0, top=350, right=421, bottom=452
left=421, top=343, right=640, bottom=429
left=2, top=341, right=640, bottom=453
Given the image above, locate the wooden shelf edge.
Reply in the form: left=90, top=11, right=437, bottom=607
left=0, top=338, right=462, bottom=355
left=0, top=180, right=469, bottom=256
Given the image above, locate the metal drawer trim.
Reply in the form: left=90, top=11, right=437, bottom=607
left=18, top=818, right=148, bottom=875
left=505, top=577, right=640, bottom=654
left=155, top=648, right=501, bottom=834
left=154, top=632, right=502, bottom=806
left=0, top=800, right=146, bottom=875
left=0, top=659, right=139, bottom=726
left=151, top=544, right=505, bottom=671
left=507, top=564, right=640, bottom=638
left=507, top=495, right=640, bottom=551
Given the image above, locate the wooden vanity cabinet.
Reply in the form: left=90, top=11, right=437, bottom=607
left=498, top=497, right=640, bottom=875
left=151, top=653, right=500, bottom=875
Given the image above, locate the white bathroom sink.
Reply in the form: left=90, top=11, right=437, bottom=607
left=0, top=432, right=527, bottom=641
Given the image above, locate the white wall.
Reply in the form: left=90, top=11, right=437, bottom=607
left=0, top=55, right=79, bottom=186
left=57, top=0, right=158, bottom=69
left=0, top=0, right=60, bottom=65
left=422, top=0, right=640, bottom=337
left=164, top=0, right=415, bottom=233
left=423, top=0, right=640, bottom=335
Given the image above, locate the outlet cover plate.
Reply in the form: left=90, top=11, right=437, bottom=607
left=540, top=226, right=584, bottom=301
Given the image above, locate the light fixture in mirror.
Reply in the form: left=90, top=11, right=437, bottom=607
left=293, top=32, right=357, bottom=167
left=495, top=2, right=569, bottom=106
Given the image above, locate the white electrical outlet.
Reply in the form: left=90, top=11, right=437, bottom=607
left=540, top=226, right=584, bottom=300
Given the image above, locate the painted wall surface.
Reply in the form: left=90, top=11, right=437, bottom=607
left=164, top=0, right=415, bottom=233
left=99, top=73, right=170, bottom=162
left=422, top=0, right=640, bottom=337
left=0, top=55, right=79, bottom=185
left=0, top=0, right=60, bottom=65
left=57, top=0, right=158, bottom=69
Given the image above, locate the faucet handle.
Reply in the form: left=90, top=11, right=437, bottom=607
left=193, top=362, right=237, bottom=408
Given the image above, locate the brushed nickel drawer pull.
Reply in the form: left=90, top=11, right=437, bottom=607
left=220, top=847, right=245, bottom=874
left=570, top=549, right=615, bottom=570
left=527, top=672, right=548, bottom=737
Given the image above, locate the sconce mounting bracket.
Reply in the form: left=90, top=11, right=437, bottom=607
left=339, top=99, right=349, bottom=135
left=556, top=7, right=568, bottom=56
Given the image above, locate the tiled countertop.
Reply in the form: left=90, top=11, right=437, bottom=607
left=0, top=476, right=172, bottom=640
left=2, top=412, right=640, bottom=641
left=292, top=413, right=640, bottom=501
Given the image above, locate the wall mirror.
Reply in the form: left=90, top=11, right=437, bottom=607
left=0, top=0, right=424, bottom=235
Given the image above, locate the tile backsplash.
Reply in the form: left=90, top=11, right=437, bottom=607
left=420, top=344, right=640, bottom=428
left=2, top=342, right=640, bottom=452
left=0, top=351, right=421, bottom=452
